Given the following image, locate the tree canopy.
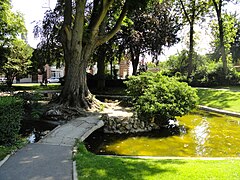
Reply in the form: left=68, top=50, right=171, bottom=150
left=118, top=0, right=181, bottom=75
left=0, top=0, right=32, bottom=86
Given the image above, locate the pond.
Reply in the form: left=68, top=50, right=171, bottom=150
left=20, top=120, right=57, bottom=143
left=85, top=111, right=240, bottom=157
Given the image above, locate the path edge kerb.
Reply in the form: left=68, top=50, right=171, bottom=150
left=0, top=155, right=11, bottom=167
left=199, top=105, right=240, bottom=117
left=101, top=155, right=240, bottom=160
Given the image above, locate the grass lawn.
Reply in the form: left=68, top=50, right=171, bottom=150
left=0, top=146, right=14, bottom=160
left=12, top=83, right=61, bottom=91
left=197, top=88, right=240, bottom=113
left=75, top=143, right=240, bottom=180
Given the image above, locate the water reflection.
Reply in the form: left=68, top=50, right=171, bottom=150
left=20, top=121, right=56, bottom=143
left=85, top=111, right=240, bottom=157
left=27, top=133, right=36, bottom=143
left=193, top=117, right=209, bottom=156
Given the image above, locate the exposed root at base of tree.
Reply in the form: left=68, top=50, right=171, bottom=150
left=44, top=96, right=105, bottom=121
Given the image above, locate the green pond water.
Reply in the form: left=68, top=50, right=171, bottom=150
left=85, top=111, right=240, bottom=157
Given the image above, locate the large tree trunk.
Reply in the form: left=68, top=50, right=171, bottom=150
left=179, top=0, right=197, bottom=77
left=213, top=0, right=227, bottom=75
left=59, top=46, right=93, bottom=109
left=132, top=56, right=140, bottom=75
left=188, top=22, right=194, bottom=77
left=96, top=46, right=106, bottom=90
left=219, top=18, right=227, bottom=75
left=130, top=47, right=140, bottom=75
left=56, top=0, right=128, bottom=111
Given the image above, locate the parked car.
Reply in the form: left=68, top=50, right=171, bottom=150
left=47, top=77, right=60, bottom=83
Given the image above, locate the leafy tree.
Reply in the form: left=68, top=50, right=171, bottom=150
left=57, top=0, right=150, bottom=109
left=211, top=0, right=232, bottom=75
left=94, top=38, right=121, bottom=90
left=178, top=0, right=209, bottom=77
left=211, top=13, right=238, bottom=62
left=0, top=0, right=30, bottom=86
left=163, top=49, right=211, bottom=77
left=2, top=39, right=32, bottom=87
left=119, top=0, right=180, bottom=75
left=0, top=0, right=26, bottom=44
left=230, top=20, right=240, bottom=64
left=33, top=5, right=64, bottom=84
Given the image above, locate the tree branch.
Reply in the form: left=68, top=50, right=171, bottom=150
left=96, top=1, right=128, bottom=46
left=72, top=0, right=86, bottom=48
left=61, top=0, right=72, bottom=50
left=88, top=0, right=114, bottom=40
left=212, top=0, right=219, bottom=13
left=179, top=0, right=191, bottom=24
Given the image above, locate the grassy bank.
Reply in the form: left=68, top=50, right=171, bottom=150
left=0, top=139, right=27, bottom=160
left=75, top=143, right=240, bottom=180
left=197, top=88, right=240, bottom=113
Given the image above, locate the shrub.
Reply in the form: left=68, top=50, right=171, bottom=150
left=0, top=96, right=23, bottom=145
left=125, top=72, right=198, bottom=126
left=190, top=62, right=240, bottom=87
left=14, top=91, right=45, bottom=120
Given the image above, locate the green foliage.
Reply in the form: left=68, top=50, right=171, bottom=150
left=190, top=62, right=240, bottom=87
left=164, top=49, right=189, bottom=75
left=163, top=50, right=210, bottom=76
left=14, top=92, right=45, bottom=120
left=0, top=1, right=31, bottom=86
left=0, top=96, right=23, bottom=145
left=211, top=13, right=238, bottom=59
left=231, top=21, right=240, bottom=64
left=0, top=0, right=27, bottom=44
left=162, top=50, right=240, bottom=87
left=0, top=138, right=27, bottom=160
left=2, top=39, right=33, bottom=86
left=125, top=72, right=198, bottom=125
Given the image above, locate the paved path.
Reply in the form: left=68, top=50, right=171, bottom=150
left=0, top=116, right=104, bottom=180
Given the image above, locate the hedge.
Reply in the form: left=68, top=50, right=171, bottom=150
left=0, top=96, right=23, bottom=145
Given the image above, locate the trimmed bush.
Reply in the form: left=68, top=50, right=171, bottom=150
left=0, top=96, right=23, bottom=145
left=125, top=72, right=198, bottom=126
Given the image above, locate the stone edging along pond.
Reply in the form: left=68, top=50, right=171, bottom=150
left=100, top=105, right=240, bottom=134
left=101, top=113, right=160, bottom=134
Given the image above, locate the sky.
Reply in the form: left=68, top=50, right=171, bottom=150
left=11, top=0, right=57, bottom=48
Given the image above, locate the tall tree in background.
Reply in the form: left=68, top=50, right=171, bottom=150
left=33, top=5, right=64, bottom=84
left=58, top=0, right=150, bottom=109
left=179, top=0, right=209, bottom=77
left=231, top=21, right=240, bottom=64
left=2, top=39, right=32, bottom=87
left=211, top=13, right=238, bottom=62
left=0, top=0, right=31, bottom=86
left=119, top=0, right=180, bottom=75
left=211, top=0, right=229, bottom=75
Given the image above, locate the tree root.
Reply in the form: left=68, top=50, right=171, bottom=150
left=44, top=96, right=105, bottom=121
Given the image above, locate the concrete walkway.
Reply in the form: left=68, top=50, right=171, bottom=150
left=0, top=116, right=104, bottom=180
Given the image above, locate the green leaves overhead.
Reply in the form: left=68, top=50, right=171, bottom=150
left=0, top=0, right=31, bottom=86
left=0, top=0, right=26, bottom=45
